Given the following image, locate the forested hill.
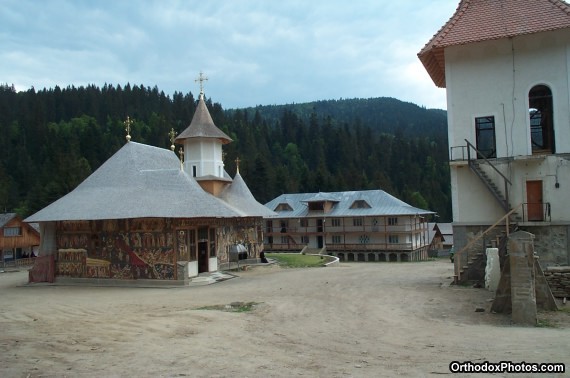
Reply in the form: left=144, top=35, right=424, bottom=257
left=0, top=83, right=451, bottom=221
left=231, top=97, right=447, bottom=138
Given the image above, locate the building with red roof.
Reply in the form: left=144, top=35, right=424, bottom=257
left=419, top=0, right=570, bottom=283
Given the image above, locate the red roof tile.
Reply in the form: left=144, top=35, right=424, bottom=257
left=418, top=0, right=570, bottom=87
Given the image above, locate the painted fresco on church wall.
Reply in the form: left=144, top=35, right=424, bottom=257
left=54, top=218, right=264, bottom=281
left=56, top=220, right=176, bottom=280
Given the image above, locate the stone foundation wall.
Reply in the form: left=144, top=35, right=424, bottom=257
left=543, top=266, right=570, bottom=298
left=518, top=225, right=570, bottom=267
left=452, top=225, right=508, bottom=282
left=454, top=224, right=570, bottom=281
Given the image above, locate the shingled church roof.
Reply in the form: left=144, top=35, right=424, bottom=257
left=418, top=0, right=570, bottom=87
left=218, top=172, right=276, bottom=217
left=174, top=96, right=232, bottom=144
left=26, top=142, right=245, bottom=222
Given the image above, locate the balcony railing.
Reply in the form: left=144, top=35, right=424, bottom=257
left=520, top=202, right=551, bottom=222
left=450, top=145, right=468, bottom=161
left=266, top=225, right=426, bottom=235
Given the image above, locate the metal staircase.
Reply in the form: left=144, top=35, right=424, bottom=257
left=453, top=140, right=518, bottom=284
left=469, top=161, right=510, bottom=211
left=465, top=140, right=511, bottom=212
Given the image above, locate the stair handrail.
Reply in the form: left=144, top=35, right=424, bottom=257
left=465, top=139, right=511, bottom=185
left=465, top=139, right=511, bottom=209
left=454, top=203, right=523, bottom=282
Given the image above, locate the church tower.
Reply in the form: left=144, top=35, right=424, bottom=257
left=175, top=72, right=233, bottom=195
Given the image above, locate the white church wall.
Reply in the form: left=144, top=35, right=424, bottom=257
left=188, top=261, right=198, bottom=278
left=184, top=138, right=224, bottom=177
left=209, top=257, right=217, bottom=272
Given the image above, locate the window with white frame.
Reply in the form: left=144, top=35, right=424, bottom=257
left=388, top=235, right=399, bottom=244
left=332, top=235, right=341, bottom=244
left=388, top=217, right=398, bottom=226
left=353, top=218, right=363, bottom=227
left=281, top=236, right=288, bottom=244
left=331, top=218, right=341, bottom=227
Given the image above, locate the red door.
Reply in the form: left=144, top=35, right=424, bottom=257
left=526, top=180, right=543, bottom=221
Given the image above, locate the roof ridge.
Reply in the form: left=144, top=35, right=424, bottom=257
left=437, top=0, right=471, bottom=45
left=419, top=0, right=570, bottom=87
left=419, top=0, right=468, bottom=54
left=549, top=0, right=570, bottom=14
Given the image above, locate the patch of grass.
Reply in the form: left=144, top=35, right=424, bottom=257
left=266, top=253, right=325, bottom=268
left=196, top=301, right=259, bottom=313
left=536, top=319, right=556, bottom=328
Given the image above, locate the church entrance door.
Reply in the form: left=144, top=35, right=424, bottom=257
left=198, top=241, right=209, bottom=273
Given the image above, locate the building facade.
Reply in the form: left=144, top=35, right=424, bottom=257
left=1, top=213, right=40, bottom=266
left=264, top=191, right=433, bottom=262
left=26, top=86, right=273, bottom=285
left=427, top=223, right=454, bottom=257
left=419, top=0, right=570, bottom=277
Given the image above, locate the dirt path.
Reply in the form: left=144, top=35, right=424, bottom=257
left=1, top=260, right=568, bottom=377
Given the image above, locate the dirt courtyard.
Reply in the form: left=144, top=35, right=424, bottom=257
left=1, top=259, right=569, bottom=377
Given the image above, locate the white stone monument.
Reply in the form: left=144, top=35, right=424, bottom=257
left=485, top=247, right=500, bottom=292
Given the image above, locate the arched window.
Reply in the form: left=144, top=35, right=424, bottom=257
left=529, top=85, right=554, bottom=154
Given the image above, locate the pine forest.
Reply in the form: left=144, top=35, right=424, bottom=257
left=0, top=83, right=451, bottom=221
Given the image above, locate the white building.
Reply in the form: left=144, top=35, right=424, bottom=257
left=418, top=0, right=570, bottom=280
left=264, top=190, right=433, bottom=262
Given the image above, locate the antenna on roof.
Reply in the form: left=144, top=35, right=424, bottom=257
left=168, top=128, right=176, bottom=151
left=195, top=71, right=208, bottom=100
left=124, top=116, right=132, bottom=142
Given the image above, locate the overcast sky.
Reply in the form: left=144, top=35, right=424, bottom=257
left=1, top=0, right=458, bottom=110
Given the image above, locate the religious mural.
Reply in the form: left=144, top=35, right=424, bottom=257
left=53, top=218, right=264, bottom=281
left=56, top=220, right=176, bottom=280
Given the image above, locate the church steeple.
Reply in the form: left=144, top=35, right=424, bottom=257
left=174, top=73, right=232, bottom=194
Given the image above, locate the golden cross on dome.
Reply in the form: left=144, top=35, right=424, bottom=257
left=168, top=128, right=176, bottom=151
left=235, top=157, right=241, bottom=174
left=195, top=71, right=208, bottom=99
left=124, top=116, right=132, bottom=142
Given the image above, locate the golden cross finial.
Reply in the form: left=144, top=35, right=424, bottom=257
left=235, top=157, right=241, bottom=174
left=124, top=116, right=132, bottom=142
left=178, top=147, right=184, bottom=170
left=168, top=128, right=176, bottom=151
left=195, top=71, right=208, bottom=99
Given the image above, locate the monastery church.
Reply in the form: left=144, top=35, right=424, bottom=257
left=26, top=79, right=274, bottom=285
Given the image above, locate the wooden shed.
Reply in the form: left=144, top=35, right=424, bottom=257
left=1, top=213, right=40, bottom=266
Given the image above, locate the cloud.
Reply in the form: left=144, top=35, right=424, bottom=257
left=1, top=0, right=457, bottom=109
